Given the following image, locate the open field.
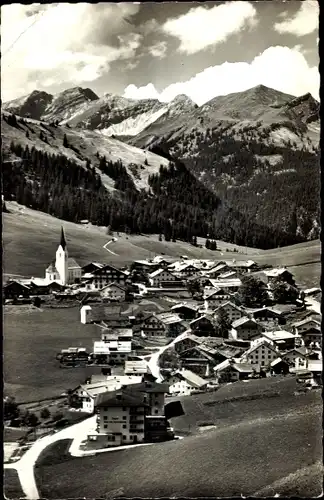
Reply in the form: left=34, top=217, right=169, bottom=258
left=34, top=379, right=322, bottom=498
left=3, top=202, right=321, bottom=287
left=3, top=305, right=99, bottom=402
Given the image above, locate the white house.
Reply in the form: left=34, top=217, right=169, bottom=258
left=282, top=347, right=309, bottom=370
left=204, top=288, right=230, bottom=310
left=94, top=389, right=148, bottom=446
left=93, top=340, right=132, bottom=364
left=166, top=369, right=208, bottom=396
left=45, top=228, right=82, bottom=285
left=149, top=268, right=178, bottom=287
left=239, top=339, right=279, bottom=367
left=99, top=282, right=126, bottom=301
left=214, top=301, right=245, bottom=323
left=231, top=317, right=261, bottom=341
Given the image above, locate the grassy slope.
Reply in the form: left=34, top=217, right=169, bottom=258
left=3, top=468, right=25, bottom=499
left=1, top=115, right=169, bottom=191
left=35, top=379, right=322, bottom=498
left=3, top=305, right=99, bottom=402
left=3, top=202, right=320, bottom=287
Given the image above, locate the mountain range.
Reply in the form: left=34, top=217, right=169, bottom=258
left=2, top=84, right=320, bottom=248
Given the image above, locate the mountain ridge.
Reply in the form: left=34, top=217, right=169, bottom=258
left=1, top=83, right=320, bottom=249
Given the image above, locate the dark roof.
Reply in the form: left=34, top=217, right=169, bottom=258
left=122, top=381, right=169, bottom=394
left=92, top=264, right=126, bottom=276
left=60, top=227, right=67, bottom=250
left=95, top=389, right=149, bottom=408
left=4, top=281, right=30, bottom=290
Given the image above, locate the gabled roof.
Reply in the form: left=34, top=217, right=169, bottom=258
left=224, top=260, right=256, bottom=268
left=208, top=278, right=242, bottom=288
left=218, top=271, right=238, bottom=279
left=92, top=264, right=126, bottom=275
left=190, top=314, right=214, bottom=326
left=4, top=280, right=31, bottom=290
left=100, top=282, right=126, bottom=292
left=263, top=331, right=297, bottom=341
left=176, top=262, right=200, bottom=272
left=204, top=287, right=226, bottom=299
left=95, top=388, right=149, bottom=408
left=124, top=381, right=169, bottom=394
left=232, top=316, right=258, bottom=328
left=46, top=262, right=58, bottom=273
left=292, top=317, right=321, bottom=328
left=264, top=268, right=292, bottom=277
left=171, top=302, right=199, bottom=312
left=231, top=362, right=259, bottom=373
left=180, top=345, right=216, bottom=361
left=155, top=311, right=183, bottom=325
left=67, top=257, right=81, bottom=269
left=242, top=339, right=278, bottom=358
left=124, top=360, right=149, bottom=374
left=170, top=369, right=207, bottom=388
left=215, top=301, right=245, bottom=313
left=149, top=268, right=177, bottom=278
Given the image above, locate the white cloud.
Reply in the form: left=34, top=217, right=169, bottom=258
left=149, top=41, right=168, bottom=59
left=124, top=83, right=160, bottom=101
left=1, top=3, right=141, bottom=101
left=274, top=0, right=319, bottom=36
left=123, top=45, right=319, bottom=105
left=162, top=1, right=257, bottom=55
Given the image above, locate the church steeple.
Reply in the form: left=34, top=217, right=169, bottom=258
left=60, top=227, right=67, bottom=250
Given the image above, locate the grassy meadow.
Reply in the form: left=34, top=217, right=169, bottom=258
left=3, top=305, right=99, bottom=402
left=34, top=378, right=322, bottom=498
left=3, top=202, right=321, bottom=288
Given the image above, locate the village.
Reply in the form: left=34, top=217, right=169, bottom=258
left=3, top=227, right=322, bottom=456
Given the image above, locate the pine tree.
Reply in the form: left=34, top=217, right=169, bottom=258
left=26, top=130, right=30, bottom=139
left=238, top=275, right=269, bottom=307
left=216, top=308, right=232, bottom=338
left=63, top=134, right=68, bottom=148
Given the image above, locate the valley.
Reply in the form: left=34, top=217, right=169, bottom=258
left=3, top=202, right=321, bottom=288
left=2, top=83, right=320, bottom=251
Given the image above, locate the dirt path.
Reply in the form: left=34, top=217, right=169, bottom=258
left=103, top=239, right=118, bottom=256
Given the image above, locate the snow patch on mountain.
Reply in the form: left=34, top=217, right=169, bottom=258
left=100, top=106, right=169, bottom=137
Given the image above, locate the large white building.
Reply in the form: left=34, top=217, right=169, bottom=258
left=45, top=228, right=81, bottom=285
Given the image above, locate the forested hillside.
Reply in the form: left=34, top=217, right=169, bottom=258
left=3, top=136, right=308, bottom=249
left=148, top=123, right=320, bottom=244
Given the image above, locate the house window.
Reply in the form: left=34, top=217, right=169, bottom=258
left=104, top=416, right=108, bottom=421
left=104, top=424, right=108, bottom=429
left=123, top=416, right=126, bottom=420
left=123, top=435, right=127, bottom=440
left=123, top=424, right=126, bottom=429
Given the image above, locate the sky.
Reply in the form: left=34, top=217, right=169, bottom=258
left=1, top=1, right=320, bottom=105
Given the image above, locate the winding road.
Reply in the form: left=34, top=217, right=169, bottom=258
left=103, top=238, right=118, bottom=256
left=4, top=416, right=97, bottom=499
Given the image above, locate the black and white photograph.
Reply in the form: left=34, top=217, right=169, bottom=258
left=2, top=1, right=322, bottom=498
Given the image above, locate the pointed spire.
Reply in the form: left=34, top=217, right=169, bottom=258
left=60, top=227, right=67, bottom=250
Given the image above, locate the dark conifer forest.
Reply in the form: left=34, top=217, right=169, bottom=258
left=2, top=138, right=310, bottom=249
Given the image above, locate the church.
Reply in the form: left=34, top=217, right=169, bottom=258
left=45, top=228, right=82, bottom=285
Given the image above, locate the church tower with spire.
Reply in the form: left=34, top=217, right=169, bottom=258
left=55, top=227, right=68, bottom=285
